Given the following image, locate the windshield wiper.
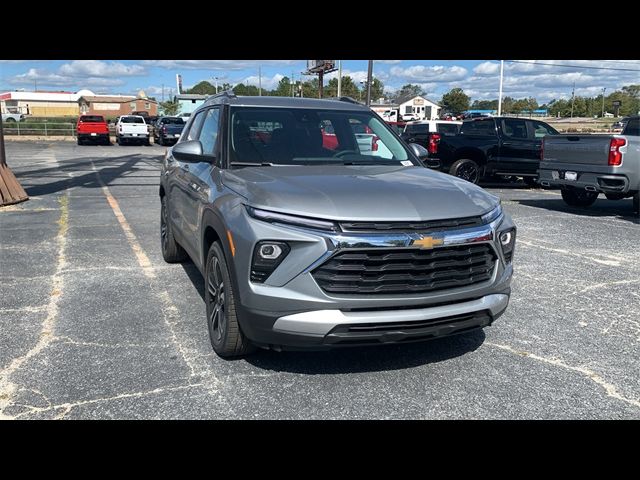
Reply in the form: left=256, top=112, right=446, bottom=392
left=230, top=162, right=275, bottom=167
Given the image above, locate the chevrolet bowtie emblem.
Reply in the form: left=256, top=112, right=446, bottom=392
left=413, top=236, right=444, bottom=249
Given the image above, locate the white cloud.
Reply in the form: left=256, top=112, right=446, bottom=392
left=144, top=60, right=300, bottom=71
left=8, top=68, right=124, bottom=88
left=390, top=65, right=468, bottom=82
left=473, top=62, right=500, bottom=75
left=376, top=60, right=402, bottom=65
left=242, top=73, right=285, bottom=90
left=59, top=60, right=146, bottom=78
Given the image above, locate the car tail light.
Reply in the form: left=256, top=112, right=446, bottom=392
left=372, top=136, right=379, bottom=151
left=428, top=133, right=440, bottom=155
left=608, top=137, right=626, bottom=166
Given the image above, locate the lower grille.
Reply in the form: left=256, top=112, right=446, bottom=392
left=312, top=244, right=496, bottom=295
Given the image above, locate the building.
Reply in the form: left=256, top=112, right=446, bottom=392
left=174, top=94, right=208, bottom=115
left=78, top=92, right=158, bottom=118
left=395, top=94, right=441, bottom=120
left=0, top=90, right=82, bottom=117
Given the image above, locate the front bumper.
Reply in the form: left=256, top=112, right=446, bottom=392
left=226, top=205, right=515, bottom=350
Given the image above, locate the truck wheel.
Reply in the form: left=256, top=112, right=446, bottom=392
left=633, top=193, right=639, bottom=216
left=77, top=137, right=83, bottom=146
left=205, top=242, right=256, bottom=358
left=450, top=159, right=481, bottom=184
left=157, top=136, right=163, bottom=146
left=604, top=193, right=626, bottom=201
left=523, top=176, right=538, bottom=187
left=160, top=195, right=187, bottom=263
left=4, top=118, right=16, bottom=123
left=116, top=136, right=122, bottom=146
left=561, top=187, right=598, bottom=207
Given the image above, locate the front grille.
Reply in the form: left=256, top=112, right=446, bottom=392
left=312, top=244, right=496, bottom=295
left=339, top=216, right=483, bottom=233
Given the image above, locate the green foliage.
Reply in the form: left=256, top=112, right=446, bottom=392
left=160, top=100, right=180, bottom=116
left=185, top=81, right=217, bottom=95
left=369, top=78, right=385, bottom=102
left=232, top=83, right=260, bottom=96
left=393, top=84, right=424, bottom=101
left=440, top=88, right=470, bottom=115
left=324, top=76, right=360, bottom=99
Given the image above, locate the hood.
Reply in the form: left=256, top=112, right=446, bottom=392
left=222, top=165, right=499, bottom=222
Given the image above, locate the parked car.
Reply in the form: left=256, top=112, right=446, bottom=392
left=384, top=120, right=407, bottom=135
left=462, top=112, right=492, bottom=120
left=539, top=116, right=639, bottom=215
left=1, top=113, right=26, bottom=123
left=611, top=117, right=631, bottom=131
left=115, top=115, right=149, bottom=145
left=159, top=92, right=516, bottom=357
left=401, top=112, right=420, bottom=121
left=429, top=116, right=559, bottom=184
left=153, top=116, right=185, bottom=145
left=400, top=120, right=462, bottom=166
left=76, top=114, right=110, bottom=145
left=177, top=113, right=191, bottom=124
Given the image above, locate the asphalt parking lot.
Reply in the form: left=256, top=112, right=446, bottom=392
left=1, top=141, right=639, bottom=419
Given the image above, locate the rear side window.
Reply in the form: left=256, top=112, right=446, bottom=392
left=436, top=123, right=460, bottom=136
left=162, top=117, right=184, bottom=125
left=623, top=117, right=639, bottom=136
left=530, top=121, right=558, bottom=138
left=185, top=111, right=206, bottom=141
left=501, top=119, right=528, bottom=139
left=404, top=124, right=429, bottom=135
left=198, top=108, right=221, bottom=155
left=80, top=115, right=104, bottom=123
left=460, top=119, right=496, bottom=136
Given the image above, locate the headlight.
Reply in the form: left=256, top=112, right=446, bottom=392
left=499, top=228, right=516, bottom=263
left=246, top=206, right=338, bottom=231
left=250, top=241, right=290, bottom=283
left=481, top=204, right=503, bottom=224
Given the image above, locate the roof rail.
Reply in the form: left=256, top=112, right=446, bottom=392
left=208, top=90, right=237, bottom=100
left=334, top=96, right=361, bottom=105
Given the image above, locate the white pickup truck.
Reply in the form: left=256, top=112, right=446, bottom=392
left=116, top=115, right=149, bottom=145
left=2, top=113, right=26, bottom=123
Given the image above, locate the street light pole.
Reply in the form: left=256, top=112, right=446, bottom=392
left=601, top=87, right=606, bottom=118
left=337, top=60, right=342, bottom=97
left=213, top=77, right=219, bottom=94
left=258, top=66, right=262, bottom=96
left=497, top=60, right=504, bottom=116
left=366, top=60, right=373, bottom=106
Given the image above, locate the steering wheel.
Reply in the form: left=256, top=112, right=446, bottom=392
left=333, top=150, right=360, bottom=158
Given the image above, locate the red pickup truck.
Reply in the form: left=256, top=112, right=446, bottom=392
left=77, top=115, right=110, bottom=145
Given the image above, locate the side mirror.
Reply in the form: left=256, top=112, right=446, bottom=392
left=408, top=142, right=429, bottom=160
left=172, top=140, right=205, bottom=162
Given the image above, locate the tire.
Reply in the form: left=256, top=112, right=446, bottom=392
left=523, top=176, right=538, bottom=187
left=77, top=137, right=83, bottom=146
left=116, top=136, right=122, bottom=146
left=157, top=135, right=163, bottom=146
left=205, top=242, right=256, bottom=358
left=160, top=195, right=187, bottom=263
left=561, top=187, right=599, bottom=207
left=605, top=193, right=626, bottom=201
left=449, top=158, right=481, bottom=184
left=633, top=193, right=639, bottom=216
left=4, top=118, right=16, bottom=123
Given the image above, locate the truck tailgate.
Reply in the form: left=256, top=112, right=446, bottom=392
left=543, top=135, right=614, bottom=165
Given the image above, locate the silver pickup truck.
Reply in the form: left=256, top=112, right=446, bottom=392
left=539, top=116, right=639, bottom=215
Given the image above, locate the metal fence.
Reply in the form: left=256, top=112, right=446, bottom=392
left=1, top=122, right=77, bottom=137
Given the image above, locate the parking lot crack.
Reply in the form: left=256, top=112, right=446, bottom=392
left=486, top=342, right=640, bottom=410
left=0, top=192, right=69, bottom=419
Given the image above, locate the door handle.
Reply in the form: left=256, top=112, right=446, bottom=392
left=501, top=141, right=512, bottom=146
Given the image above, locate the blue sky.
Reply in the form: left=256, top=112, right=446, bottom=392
left=1, top=60, right=639, bottom=103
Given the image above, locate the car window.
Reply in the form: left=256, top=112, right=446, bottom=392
left=185, top=111, right=206, bottom=141
left=530, top=121, right=558, bottom=138
left=404, top=124, right=429, bottom=135
left=436, top=123, right=460, bottom=136
left=162, top=117, right=184, bottom=125
left=80, top=115, right=104, bottom=123
left=198, top=108, right=221, bottom=156
left=460, top=119, right=495, bottom=136
left=121, top=117, right=145, bottom=124
left=501, top=119, right=528, bottom=139
left=624, top=117, right=639, bottom=136
left=229, top=107, right=411, bottom=166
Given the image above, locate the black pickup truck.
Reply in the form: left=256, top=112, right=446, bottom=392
left=428, top=116, right=559, bottom=184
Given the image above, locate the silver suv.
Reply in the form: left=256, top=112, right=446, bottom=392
left=160, top=92, right=516, bottom=357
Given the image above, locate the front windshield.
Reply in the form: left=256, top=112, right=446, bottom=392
left=229, top=107, right=414, bottom=166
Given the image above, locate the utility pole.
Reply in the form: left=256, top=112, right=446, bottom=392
left=337, top=60, right=342, bottom=97
left=291, top=72, right=294, bottom=97
left=213, top=77, right=219, bottom=94
left=318, top=70, right=323, bottom=98
left=258, top=66, right=262, bottom=96
left=498, top=60, right=504, bottom=116
left=570, top=81, right=576, bottom=118
left=601, top=87, right=607, bottom=118
left=366, top=60, right=373, bottom=106
left=161, top=84, right=165, bottom=102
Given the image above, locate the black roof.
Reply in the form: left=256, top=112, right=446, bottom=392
left=201, top=91, right=369, bottom=111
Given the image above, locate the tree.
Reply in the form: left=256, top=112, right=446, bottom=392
left=393, top=84, right=424, bottom=101
left=440, top=88, right=470, bottom=115
left=324, top=75, right=360, bottom=99
left=186, top=81, right=217, bottom=95
left=0, top=115, right=28, bottom=206
left=471, top=99, right=499, bottom=110
left=160, top=99, right=180, bottom=116
left=232, top=83, right=260, bottom=96
left=272, top=76, right=293, bottom=97
left=369, top=78, right=385, bottom=103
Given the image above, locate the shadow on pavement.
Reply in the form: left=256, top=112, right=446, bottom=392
left=516, top=197, right=639, bottom=224
left=244, top=329, right=486, bottom=374
left=181, top=260, right=205, bottom=302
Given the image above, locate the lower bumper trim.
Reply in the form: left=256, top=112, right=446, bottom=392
left=273, top=293, right=509, bottom=336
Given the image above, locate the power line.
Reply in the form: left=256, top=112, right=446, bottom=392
left=508, top=60, right=640, bottom=72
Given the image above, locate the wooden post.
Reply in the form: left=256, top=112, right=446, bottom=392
left=0, top=115, right=29, bottom=206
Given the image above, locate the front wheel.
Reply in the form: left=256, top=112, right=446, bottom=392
left=205, top=242, right=255, bottom=358
left=449, top=158, right=481, bottom=184
left=561, top=187, right=598, bottom=207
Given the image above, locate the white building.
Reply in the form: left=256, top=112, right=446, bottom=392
left=396, top=94, right=441, bottom=121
